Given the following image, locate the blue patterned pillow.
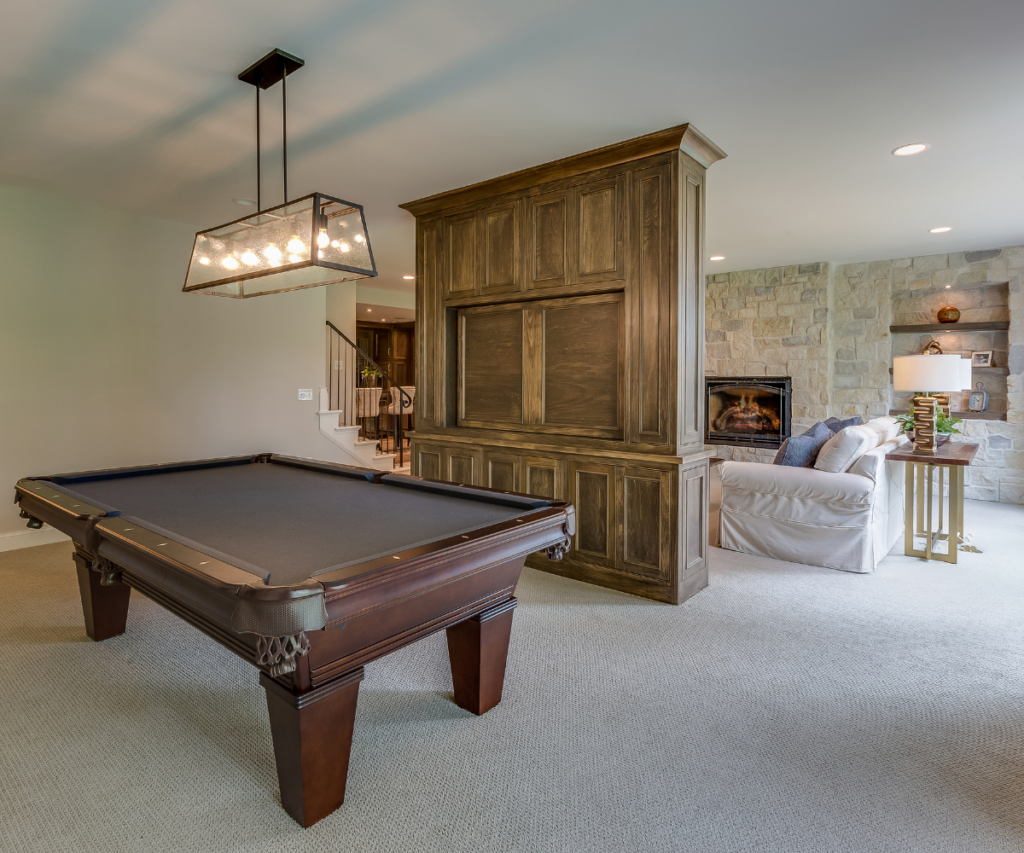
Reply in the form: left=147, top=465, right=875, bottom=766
left=824, top=415, right=862, bottom=434
left=773, top=421, right=833, bottom=467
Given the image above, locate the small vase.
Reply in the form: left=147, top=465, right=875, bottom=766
left=937, top=306, right=960, bottom=324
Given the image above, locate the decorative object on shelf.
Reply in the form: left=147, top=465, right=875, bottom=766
left=936, top=305, right=961, bottom=323
left=971, top=350, right=993, bottom=368
left=921, top=340, right=944, bottom=355
left=182, top=49, right=377, bottom=299
left=892, top=354, right=964, bottom=454
left=968, top=382, right=989, bottom=412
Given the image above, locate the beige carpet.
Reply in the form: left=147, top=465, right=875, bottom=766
left=1, top=500, right=1023, bottom=852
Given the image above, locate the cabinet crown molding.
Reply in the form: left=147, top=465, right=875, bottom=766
left=399, top=123, right=726, bottom=218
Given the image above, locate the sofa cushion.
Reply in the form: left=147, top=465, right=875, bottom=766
left=865, top=415, right=901, bottom=444
left=814, top=423, right=880, bottom=474
left=824, top=415, right=863, bottom=434
left=773, top=421, right=832, bottom=467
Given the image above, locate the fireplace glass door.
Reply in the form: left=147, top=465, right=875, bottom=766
left=705, top=377, right=791, bottom=449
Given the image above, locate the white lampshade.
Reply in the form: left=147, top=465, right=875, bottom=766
left=959, top=358, right=973, bottom=390
left=892, top=354, right=964, bottom=393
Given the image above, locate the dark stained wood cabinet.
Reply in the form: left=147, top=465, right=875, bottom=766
left=401, top=124, right=725, bottom=604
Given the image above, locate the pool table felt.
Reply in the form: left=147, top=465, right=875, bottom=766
left=47, top=462, right=541, bottom=586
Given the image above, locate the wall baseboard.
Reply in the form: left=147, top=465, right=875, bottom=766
left=0, top=526, right=70, bottom=553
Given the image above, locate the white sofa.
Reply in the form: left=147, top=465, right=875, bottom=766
left=718, top=434, right=909, bottom=573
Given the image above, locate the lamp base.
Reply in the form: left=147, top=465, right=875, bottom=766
left=911, top=395, right=938, bottom=454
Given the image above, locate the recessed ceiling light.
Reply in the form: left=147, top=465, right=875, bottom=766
left=945, top=284, right=952, bottom=289
left=709, top=255, right=725, bottom=261
left=367, top=308, right=371, bottom=312
left=402, top=275, right=414, bottom=280
left=233, top=197, right=257, bottom=206
left=929, top=226, right=952, bottom=233
left=892, top=143, right=930, bottom=156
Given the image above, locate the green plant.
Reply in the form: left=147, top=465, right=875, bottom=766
left=360, top=365, right=382, bottom=379
left=895, top=409, right=963, bottom=435
left=936, top=410, right=963, bottom=435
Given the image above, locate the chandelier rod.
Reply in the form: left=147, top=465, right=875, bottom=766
left=256, top=86, right=261, bottom=211
left=282, top=67, right=288, bottom=204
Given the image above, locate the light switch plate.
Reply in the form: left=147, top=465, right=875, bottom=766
left=298, top=389, right=313, bottom=401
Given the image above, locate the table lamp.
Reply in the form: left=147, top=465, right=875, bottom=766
left=892, top=354, right=963, bottom=454
left=933, top=357, right=974, bottom=417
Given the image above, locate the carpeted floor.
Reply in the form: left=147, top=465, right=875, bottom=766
left=1, top=500, right=1023, bottom=853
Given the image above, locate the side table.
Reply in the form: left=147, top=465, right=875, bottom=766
left=884, top=441, right=979, bottom=564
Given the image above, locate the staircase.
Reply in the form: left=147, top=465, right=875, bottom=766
left=317, top=321, right=412, bottom=471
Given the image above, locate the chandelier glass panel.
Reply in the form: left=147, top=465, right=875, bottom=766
left=183, top=49, right=376, bottom=298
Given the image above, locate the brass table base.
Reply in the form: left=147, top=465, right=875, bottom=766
left=904, top=460, right=966, bottom=563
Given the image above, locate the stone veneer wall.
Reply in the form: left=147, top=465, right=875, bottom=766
left=706, top=246, right=1024, bottom=504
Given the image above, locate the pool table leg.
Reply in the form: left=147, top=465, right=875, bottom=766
left=260, top=667, right=365, bottom=828
left=446, top=597, right=517, bottom=716
left=72, top=549, right=131, bottom=641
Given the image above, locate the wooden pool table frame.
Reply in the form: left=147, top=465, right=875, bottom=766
left=14, top=454, right=574, bottom=827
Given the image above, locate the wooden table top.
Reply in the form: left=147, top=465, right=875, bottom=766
left=885, top=441, right=979, bottom=466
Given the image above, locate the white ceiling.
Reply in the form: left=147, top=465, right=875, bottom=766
left=2, top=0, right=1023, bottom=285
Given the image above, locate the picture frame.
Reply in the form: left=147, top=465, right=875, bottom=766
left=971, top=350, right=993, bottom=368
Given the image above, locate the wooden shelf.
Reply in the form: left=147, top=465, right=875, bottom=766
left=889, top=321, right=1009, bottom=334
left=889, top=366, right=1009, bottom=375
left=889, top=409, right=1007, bottom=421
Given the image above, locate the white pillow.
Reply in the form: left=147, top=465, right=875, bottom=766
left=866, top=416, right=901, bottom=444
left=814, top=424, right=879, bottom=474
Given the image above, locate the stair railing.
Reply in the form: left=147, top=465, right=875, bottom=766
left=326, top=320, right=412, bottom=468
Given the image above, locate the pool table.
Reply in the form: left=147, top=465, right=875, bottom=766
left=14, top=454, right=574, bottom=827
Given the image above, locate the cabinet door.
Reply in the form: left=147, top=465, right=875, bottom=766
left=480, top=201, right=520, bottom=296
left=445, top=210, right=479, bottom=297
left=571, top=175, right=626, bottom=286
left=412, top=442, right=445, bottom=481
left=525, top=190, right=569, bottom=290
left=523, top=455, right=564, bottom=500
left=445, top=447, right=480, bottom=486
left=621, top=466, right=674, bottom=581
left=570, top=461, right=616, bottom=567
left=483, top=451, right=521, bottom=492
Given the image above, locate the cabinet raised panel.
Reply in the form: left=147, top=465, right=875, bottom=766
left=523, top=456, right=564, bottom=500
left=572, top=462, right=615, bottom=566
left=682, top=461, right=708, bottom=575
left=571, top=175, right=626, bottom=285
left=527, top=191, right=568, bottom=289
left=542, top=297, right=622, bottom=433
left=622, top=466, right=673, bottom=580
left=484, top=452, right=520, bottom=492
left=459, top=310, right=524, bottom=426
left=629, top=163, right=672, bottom=445
left=418, top=219, right=441, bottom=425
left=482, top=203, right=519, bottom=295
left=446, top=211, right=478, bottom=296
left=447, top=449, right=478, bottom=485
left=414, top=444, right=444, bottom=481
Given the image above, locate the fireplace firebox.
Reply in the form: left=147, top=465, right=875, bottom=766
left=705, top=376, right=792, bottom=449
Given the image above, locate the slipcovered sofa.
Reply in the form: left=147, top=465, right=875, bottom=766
left=718, top=434, right=909, bottom=573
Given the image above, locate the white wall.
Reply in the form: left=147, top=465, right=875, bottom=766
left=0, top=183, right=350, bottom=538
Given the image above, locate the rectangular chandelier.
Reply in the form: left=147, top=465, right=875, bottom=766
left=183, top=193, right=376, bottom=298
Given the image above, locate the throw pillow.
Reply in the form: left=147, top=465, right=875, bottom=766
left=824, top=415, right=863, bottom=434
left=814, top=423, right=879, bottom=474
left=773, top=421, right=833, bottom=467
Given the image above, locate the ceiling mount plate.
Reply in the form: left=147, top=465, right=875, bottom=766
left=238, top=48, right=305, bottom=90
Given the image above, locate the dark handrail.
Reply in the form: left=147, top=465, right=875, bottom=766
left=326, top=320, right=411, bottom=468
left=326, top=320, right=412, bottom=407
